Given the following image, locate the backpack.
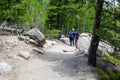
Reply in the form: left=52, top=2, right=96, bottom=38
left=69, top=31, right=73, bottom=38
left=74, top=31, right=79, bottom=38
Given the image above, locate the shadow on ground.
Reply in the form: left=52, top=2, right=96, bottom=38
left=52, top=56, right=97, bottom=78
left=33, top=51, right=76, bottom=61
left=33, top=51, right=98, bottom=79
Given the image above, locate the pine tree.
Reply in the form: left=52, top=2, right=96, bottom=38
left=88, top=0, right=104, bottom=67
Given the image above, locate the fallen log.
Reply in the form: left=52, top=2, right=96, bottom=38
left=0, top=21, right=24, bottom=35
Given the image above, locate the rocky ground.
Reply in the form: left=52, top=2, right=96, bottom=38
left=0, top=35, right=98, bottom=80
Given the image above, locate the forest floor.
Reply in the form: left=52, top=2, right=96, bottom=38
left=0, top=35, right=98, bottom=80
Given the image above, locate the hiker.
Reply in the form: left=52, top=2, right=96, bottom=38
left=73, top=29, right=79, bottom=47
left=69, top=29, right=74, bottom=46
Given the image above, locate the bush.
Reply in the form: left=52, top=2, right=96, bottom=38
left=97, top=53, right=120, bottom=65
left=103, top=55, right=120, bottom=65
left=98, top=69, right=120, bottom=80
left=44, top=29, right=61, bottom=38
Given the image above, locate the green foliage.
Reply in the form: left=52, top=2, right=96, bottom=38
left=98, top=69, right=120, bottom=80
left=0, top=0, right=49, bottom=30
left=0, top=0, right=95, bottom=34
left=47, top=0, right=93, bottom=35
left=44, top=29, right=61, bottom=38
left=98, top=69, right=110, bottom=80
left=96, top=2, right=120, bottom=47
left=103, top=55, right=120, bottom=65
left=0, top=0, right=29, bottom=24
left=84, top=6, right=95, bottom=33
left=27, top=0, right=49, bottom=29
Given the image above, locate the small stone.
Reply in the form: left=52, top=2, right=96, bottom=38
left=33, top=47, right=45, bottom=54
left=0, top=62, right=12, bottom=75
left=18, top=51, right=30, bottom=59
left=29, top=39, right=38, bottom=45
left=63, top=50, right=68, bottom=52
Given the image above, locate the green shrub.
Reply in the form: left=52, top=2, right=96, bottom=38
left=97, top=53, right=120, bottom=65
left=103, top=55, right=120, bottom=65
left=98, top=69, right=120, bottom=80
left=98, top=69, right=110, bottom=80
left=97, top=54, right=120, bottom=80
left=44, top=29, right=61, bottom=38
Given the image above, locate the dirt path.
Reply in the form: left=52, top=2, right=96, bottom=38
left=0, top=36, right=98, bottom=80
left=14, top=43, right=98, bottom=80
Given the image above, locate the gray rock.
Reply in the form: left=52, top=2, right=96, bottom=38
left=33, top=47, right=45, bottom=54
left=60, top=37, right=70, bottom=45
left=77, top=33, right=114, bottom=55
left=77, top=33, right=91, bottom=51
left=98, top=41, right=114, bottom=55
left=18, top=51, right=30, bottom=59
left=18, top=35, right=30, bottom=41
left=24, top=28, right=46, bottom=47
left=0, top=62, right=12, bottom=75
left=75, top=49, right=85, bottom=56
left=75, top=49, right=90, bottom=57
left=29, top=39, right=38, bottom=45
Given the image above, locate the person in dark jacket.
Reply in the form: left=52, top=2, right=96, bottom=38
left=73, top=29, right=79, bottom=47
left=69, top=29, right=74, bottom=46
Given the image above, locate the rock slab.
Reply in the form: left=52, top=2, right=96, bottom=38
left=77, top=33, right=114, bottom=55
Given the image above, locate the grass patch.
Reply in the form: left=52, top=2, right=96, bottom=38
left=98, top=69, right=120, bottom=80
left=102, top=55, right=120, bottom=65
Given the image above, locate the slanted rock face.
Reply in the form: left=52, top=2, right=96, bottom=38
left=77, top=33, right=114, bottom=55
left=98, top=41, right=114, bottom=55
left=0, top=62, right=12, bottom=75
left=24, top=28, right=46, bottom=47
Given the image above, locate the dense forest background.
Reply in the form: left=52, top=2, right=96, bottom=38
left=0, top=0, right=120, bottom=48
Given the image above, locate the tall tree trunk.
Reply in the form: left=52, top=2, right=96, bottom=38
left=88, top=0, right=104, bottom=67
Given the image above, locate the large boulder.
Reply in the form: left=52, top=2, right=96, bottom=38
left=24, top=28, right=46, bottom=47
left=77, top=33, right=91, bottom=52
left=0, top=62, right=12, bottom=75
left=77, top=33, right=114, bottom=55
